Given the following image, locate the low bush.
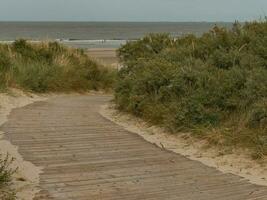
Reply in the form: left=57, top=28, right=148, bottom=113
left=115, top=20, right=267, bottom=158
left=0, top=39, right=115, bottom=92
left=0, top=154, right=16, bottom=200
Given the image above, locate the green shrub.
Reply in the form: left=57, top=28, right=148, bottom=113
left=248, top=102, right=267, bottom=129
left=0, top=49, right=12, bottom=89
left=115, top=20, right=267, bottom=157
left=0, top=154, right=16, bottom=200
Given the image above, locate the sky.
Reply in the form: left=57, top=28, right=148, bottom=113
left=0, top=0, right=266, bottom=22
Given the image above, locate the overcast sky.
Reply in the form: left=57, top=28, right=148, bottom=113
left=0, top=0, right=266, bottom=22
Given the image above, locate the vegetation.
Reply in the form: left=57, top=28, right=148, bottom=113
left=0, top=154, right=16, bottom=200
left=0, top=39, right=115, bottom=92
left=115, top=21, right=267, bottom=158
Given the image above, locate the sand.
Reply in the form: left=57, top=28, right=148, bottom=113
left=0, top=89, right=46, bottom=200
left=100, top=103, right=267, bottom=187
left=87, top=48, right=120, bottom=69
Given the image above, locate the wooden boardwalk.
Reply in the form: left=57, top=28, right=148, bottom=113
left=1, top=95, right=267, bottom=200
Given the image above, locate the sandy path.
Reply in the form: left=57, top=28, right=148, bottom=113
left=1, top=94, right=267, bottom=199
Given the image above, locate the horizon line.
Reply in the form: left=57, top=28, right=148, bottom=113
left=0, top=20, right=237, bottom=23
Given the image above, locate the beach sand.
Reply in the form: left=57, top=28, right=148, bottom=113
left=87, top=48, right=119, bottom=69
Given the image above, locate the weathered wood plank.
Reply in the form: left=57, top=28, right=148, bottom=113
left=1, top=95, right=267, bottom=200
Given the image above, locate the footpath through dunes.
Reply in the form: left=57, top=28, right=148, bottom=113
left=1, top=95, right=267, bottom=200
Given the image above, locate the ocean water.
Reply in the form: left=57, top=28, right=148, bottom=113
left=0, top=22, right=232, bottom=48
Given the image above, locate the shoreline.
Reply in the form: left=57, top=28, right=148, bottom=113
left=0, top=39, right=126, bottom=49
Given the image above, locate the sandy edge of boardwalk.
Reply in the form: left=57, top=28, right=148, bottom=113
left=100, top=103, right=267, bottom=187
left=0, top=89, right=46, bottom=200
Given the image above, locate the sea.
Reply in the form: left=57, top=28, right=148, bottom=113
left=0, top=22, right=232, bottom=49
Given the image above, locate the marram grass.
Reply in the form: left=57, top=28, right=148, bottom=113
left=0, top=39, right=115, bottom=92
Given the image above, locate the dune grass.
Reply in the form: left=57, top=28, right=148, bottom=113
left=0, top=39, right=116, bottom=92
left=115, top=21, right=267, bottom=159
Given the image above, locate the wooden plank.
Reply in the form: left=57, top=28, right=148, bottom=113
left=1, top=95, right=267, bottom=200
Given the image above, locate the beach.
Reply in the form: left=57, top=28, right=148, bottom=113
left=87, top=48, right=119, bottom=68
left=0, top=19, right=266, bottom=199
